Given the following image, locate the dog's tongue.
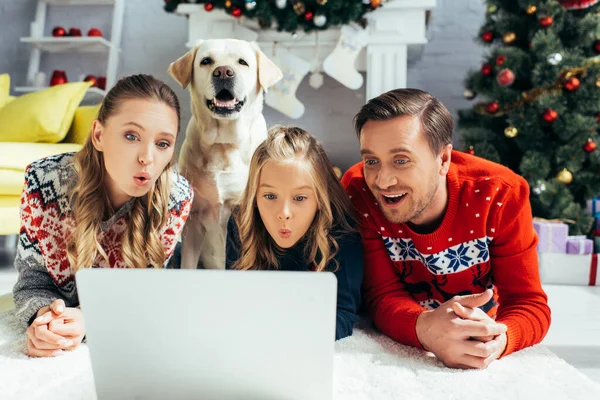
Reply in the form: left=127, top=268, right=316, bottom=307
left=214, top=99, right=236, bottom=108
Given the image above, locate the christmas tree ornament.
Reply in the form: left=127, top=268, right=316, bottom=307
left=487, top=4, right=498, bottom=14
left=543, top=108, right=559, bottom=123
left=225, top=0, right=232, bottom=8
left=204, top=2, right=214, bottom=11
left=504, top=126, right=518, bottom=138
left=68, top=27, right=82, bottom=36
left=486, top=101, right=499, bottom=114
left=293, top=1, right=306, bottom=15
left=87, top=28, right=103, bottom=37
left=481, top=63, right=493, bottom=76
left=275, top=0, right=287, bottom=9
left=496, top=55, right=506, bottom=65
left=497, top=68, right=515, bottom=87
left=556, top=168, right=573, bottom=184
left=482, top=31, right=494, bottom=43
left=84, top=75, right=98, bottom=87
left=313, top=14, right=327, bottom=27
left=316, top=0, right=327, bottom=5
left=52, top=26, right=66, bottom=37
left=564, top=77, right=580, bottom=91
left=526, top=5, right=537, bottom=14
left=362, top=0, right=371, bottom=4
left=49, top=70, right=68, bottom=86
left=596, top=77, right=600, bottom=88
left=309, top=71, right=324, bottom=89
left=463, top=89, right=476, bottom=100
left=503, top=32, right=516, bottom=44
left=232, top=6, right=242, bottom=17
left=539, top=16, right=553, bottom=27
left=558, top=0, right=600, bottom=10
left=245, top=1, right=257, bottom=11
left=304, top=10, right=314, bottom=21
left=594, top=40, right=600, bottom=54
left=532, top=181, right=546, bottom=195
left=466, top=146, right=475, bottom=155
left=584, top=138, right=597, bottom=153
left=547, top=53, right=563, bottom=65
left=370, top=0, right=382, bottom=8
left=323, top=24, right=369, bottom=90
left=265, top=50, right=311, bottom=119
left=96, top=76, right=106, bottom=90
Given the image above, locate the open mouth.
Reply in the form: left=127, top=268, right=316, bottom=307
left=134, top=172, right=151, bottom=186
left=381, top=193, right=407, bottom=205
left=279, top=229, right=292, bottom=239
left=206, top=89, right=245, bottom=114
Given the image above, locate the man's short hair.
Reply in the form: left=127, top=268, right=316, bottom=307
left=353, top=88, right=453, bottom=154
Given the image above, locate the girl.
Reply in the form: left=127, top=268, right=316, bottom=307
left=226, top=126, right=363, bottom=340
left=13, top=74, right=193, bottom=357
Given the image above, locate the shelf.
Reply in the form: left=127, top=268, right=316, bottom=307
left=42, top=0, right=115, bottom=5
left=15, top=86, right=106, bottom=98
left=21, top=37, right=114, bottom=53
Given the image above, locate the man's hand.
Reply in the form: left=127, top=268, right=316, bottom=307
left=26, top=299, right=72, bottom=357
left=415, top=289, right=507, bottom=369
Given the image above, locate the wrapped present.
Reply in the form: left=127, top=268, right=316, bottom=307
left=538, top=253, right=598, bottom=286
left=586, top=196, right=600, bottom=218
left=566, top=235, right=593, bottom=255
left=533, top=218, right=568, bottom=253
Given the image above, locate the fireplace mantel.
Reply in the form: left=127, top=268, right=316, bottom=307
left=175, top=0, right=436, bottom=100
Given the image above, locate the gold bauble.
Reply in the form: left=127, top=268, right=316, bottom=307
left=316, top=0, right=328, bottom=5
left=225, top=0, right=232, bottom=7
left=487, top=4, right=498, bottom=14
left=596, top=77, right=600, bottom=88
left=526, top=5, right=537, bottom=15
left=503, top=32, right=516, bottom=44
left=504, top=126, right=518, bottom=138
left=293, top=1, right=306, bottom=15
left=556, top=168, right=573, bottom=184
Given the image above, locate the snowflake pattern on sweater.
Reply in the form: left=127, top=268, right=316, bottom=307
left=12, top=153, right=193, bottom=327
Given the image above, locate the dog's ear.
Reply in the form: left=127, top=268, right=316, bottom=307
left=252, top=42, right=283, bottom=93
left=168, top=45, right=200, bottom=89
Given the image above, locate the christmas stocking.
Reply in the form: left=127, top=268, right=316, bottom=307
left=265, top=50, right=311, bottom=119
left=323, top=24, right=369, bottom=90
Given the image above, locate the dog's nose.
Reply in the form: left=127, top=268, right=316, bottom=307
left=213, top=66, right=235, bottom=79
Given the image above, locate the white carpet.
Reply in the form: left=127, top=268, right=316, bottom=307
left=1, top=311, right=599, bottom=400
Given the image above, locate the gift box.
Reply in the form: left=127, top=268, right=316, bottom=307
left=538, top=253, right=598, bottom=286
left=566, top=235, right=593, bottom=255
left=533, top=218, right=568, bottom=253
left=586, top=197, right=600, bottom=218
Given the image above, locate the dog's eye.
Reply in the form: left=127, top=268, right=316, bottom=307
left=238, top=58, right=249, bottom=66
left=200, top=57, right=213, bottom=66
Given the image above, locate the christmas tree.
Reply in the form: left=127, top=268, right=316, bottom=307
left=458, top=0, right=600, bottom=235
left=164, top=0, right=384, bottom=33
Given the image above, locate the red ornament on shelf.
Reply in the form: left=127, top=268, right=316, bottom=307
left=87, top=28, right=103, bottom=37
left=564, top=77, right=580, bottom=91
left=84, top=75, right=98, bottom=87
left=584, top=138, right=597, bottom=153
left=543, top=109, right=559, bottom=123
left=486, top=101, right=500, bottom=114
left=204, top=2, right=214, bottom=11
left=231, top=6, right=242, bottom=17
left=496, top=68, right=515, bottom=87
left=594, top=40, right=600, bottom=54
left=466, top=146, right=475, bottom=155
left=304, top=11, right=314, bottom=21
left=96, top=76, right=106, bottom=90
left=482, top=31, right=494, bottom=42
left=52, top=26, right=66, bottom=37
left=481, top=63, right=493, bottom=76
left=540, top=16, right=553, bottom=27
left=68, top=27, right=82, bottom=37
left=495, top=55, right=506, bottom=65
left=49, top=70, right=68, bottom=86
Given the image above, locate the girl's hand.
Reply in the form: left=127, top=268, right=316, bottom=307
left=47, top=307, right=86, bottom=351
left=26, top=299, right=72, bottom=357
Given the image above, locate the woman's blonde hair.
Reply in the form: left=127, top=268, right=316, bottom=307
left=66, top=74, right=181, bottom=271
left=232, top=125, right=355, bottom=272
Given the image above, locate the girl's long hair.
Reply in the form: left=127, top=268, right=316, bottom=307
left=233, top=125, right=355, bottom=272
left=66, top=74, right=181, bottom=271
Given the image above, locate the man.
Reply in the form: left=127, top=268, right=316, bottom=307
left=341, top=88, right=550, bottom=369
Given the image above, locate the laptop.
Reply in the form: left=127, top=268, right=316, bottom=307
left=76, top=268, right=337, bottom=400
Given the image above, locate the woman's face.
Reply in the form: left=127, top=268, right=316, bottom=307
left=91, top=99, right=178, bottom=209
left=256, top=160, right=319, bottom=248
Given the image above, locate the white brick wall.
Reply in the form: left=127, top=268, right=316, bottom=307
left=0, top=0, right=485, bottom=170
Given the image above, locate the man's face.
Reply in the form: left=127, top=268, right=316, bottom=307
left=359, top=115, right=446, bottom=225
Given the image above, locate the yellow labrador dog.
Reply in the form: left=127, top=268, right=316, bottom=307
left=169, top=39, right=282, bottom=269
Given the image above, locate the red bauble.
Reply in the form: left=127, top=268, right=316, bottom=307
left=466, top=146, right=475, bottom=155
left=204, top=2, right=214, bottom=11
left=482, top=31, right=494, bottom=42
left=68, top=27, right=82, bottom=37
left=496, top=68, right=515, bottom=87
left=87, top=28, right=103, bottom=37
left=558, top=0, right=600, bottom=10
left=232, top=6, right=242, bottom=17
left=594, top=40, right=600, bottom=54
left=481, top=63, right=493, bottom=76
left=596, top=112, right=600, bottom=122
left=564, top=77, right=580, bottom=91
left=543, top=109, right=559, bottom=123
left=84, top=75, right=97, bottom=87
left=96, top=76, right=107, bottom=90
left=49, top=70, right=68, bottom=86
left=52, top=26, right=66, bottom=37
left=486, top=101, right=499, bottom=114
left=304, top=11, right=314, bottom=21
left=540, top=16, right=553, bottom=27
left=584, top=138, right=597, bottom=153
left=496, top=55, right=506, bottom=65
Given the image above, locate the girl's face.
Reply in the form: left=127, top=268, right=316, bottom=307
left=91, top=99, right=178, bottom=209
left=256, top=160, right=318, bottom=249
